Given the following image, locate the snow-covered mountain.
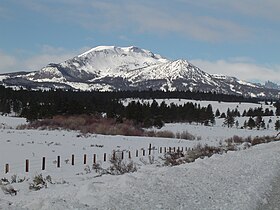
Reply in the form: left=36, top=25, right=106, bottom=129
left=1, top=46, right=280, bottom=98
left=264, top=81, right=280, bottom=90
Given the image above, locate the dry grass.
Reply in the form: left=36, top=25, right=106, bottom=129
left=18, top=114, right=199, bottom=139
left=178, top=130, right=196, bottom=140
left=162, top=134, right=280, bottom=167
left=225, top=135, right=277, bottom=147
left=18, top=114, right=145, bottom=137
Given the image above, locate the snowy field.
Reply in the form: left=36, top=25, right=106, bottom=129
left=122, top=98, right=276, bottom=114
left=0, top=98, right=280, bottom=209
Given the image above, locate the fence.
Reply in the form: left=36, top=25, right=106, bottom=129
left=2, top=144, right=190, bottom=174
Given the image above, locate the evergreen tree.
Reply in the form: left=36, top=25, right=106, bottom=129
left=243, top=120, right=247, bottom=129
left=235, top=120, right=239, bottom=128
left=255, top=115, right=263, bottom=129
left=215, top=109, right=220, bottom=117
left=274, top=102, right=280, bottom=116
left=260, top=120, right=266, bottom=129
left=220, top=112, right=226, bottom=118
left=275, top=120, right=280, bottom=131
left=206, top=104, right=215, bottom=125
left=247, top=117, right=256, bottom=129
left=223, top=112, right=235, bottom=128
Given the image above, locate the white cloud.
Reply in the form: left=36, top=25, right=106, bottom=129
left=190, top=59, right=280, bottom=84
left=222, top=0, right=280, bottom=21
left=16, top=0, right=251, bottom=42
left=89, top=1, right=250, bottom=42
left=0, top=51, right=17, bottom=73
left=177, top=0, right=280, bottom=21
left=0, top=46, right=89, bottom=73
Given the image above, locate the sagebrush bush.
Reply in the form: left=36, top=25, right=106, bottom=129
left=109, top=152, right=137, bottom=175
left=19, top=114, right=145, bottom=137
left=162, top=151, right=185, bottom=166
left=29, top=174, right=52, bottom=191
left=155, top=131, right=175, bottom=138
left=180, top=130, right=196, bottom=140
left=91, top=152, right=137, bottom=176
left=0, top=184, right=18, bottom=196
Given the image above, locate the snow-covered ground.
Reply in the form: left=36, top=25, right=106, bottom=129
left=1, top=97, right=280, bottom=210
left=156, top=117, right=278, bottom=145
left=122, top=98, right=275, bottom=114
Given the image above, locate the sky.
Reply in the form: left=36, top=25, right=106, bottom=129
left=0, top=0, right=280, bottom=84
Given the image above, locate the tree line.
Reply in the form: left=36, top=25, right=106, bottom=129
left=0, top=86, right=216, bottom=125
left=1, top=85, right=280, bottom=128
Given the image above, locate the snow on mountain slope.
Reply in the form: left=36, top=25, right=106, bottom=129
left=66, top=46, right=168, bottom=77
left=1, top=45, right=280, bottom=98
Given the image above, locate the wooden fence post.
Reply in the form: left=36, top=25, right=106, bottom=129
left=129, top=151, right=131, bottom=159
left=84, top=154, right=87, bottom=164
left=5, top=164, right=9, bottom=174
left=164, top=147, right=167, bottom=153
left=160, top=147, right=162, bottom=153
left=121, top=151, right=124, bottom=160
left=143, top=149, right=145, bottom=156
left=71, top=154, right=75, bottom=166
left=136, top=150, right=138, bottom=157
left=93, top=154, right=96, bottom=164
left=25, top=159, right=29, bottom=173
left=104, top=153, right=106, bottom=162
left=57, top=156, right=60, bottom=168
left=149, top=144, right=152, bottom=155
left=42, top=157, right=46, bottom=170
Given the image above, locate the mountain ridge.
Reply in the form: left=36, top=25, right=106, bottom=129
left=0, top=45, right=279, bottom=98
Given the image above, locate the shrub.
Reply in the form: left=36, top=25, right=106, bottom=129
left=155, top=131, right=175, bottom=138
left=109, top=152, right=137, bottom=175
left=250, top=136, right=275, bottom=146
left=10, top=175, right=17, bottom=184
left=19, top=114, right=145, bottom=137
left=180, top=130, right=196, bottom=140
left=92, top=152, right=137, bottom=177
left=29, top=174, right=51, bottom=191
left=0, top=184, right=18, bottom=196
left=162, top=151, right=185, bottom=166
left=162, top=144, right=224, bottom=167
left=145, top=130, right=157, bottom=137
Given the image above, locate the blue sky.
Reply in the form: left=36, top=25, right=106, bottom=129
left=1, top=0, right=280, bottom=83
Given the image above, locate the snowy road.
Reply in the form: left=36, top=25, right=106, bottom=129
left=257, top=173, right=280, bottom=210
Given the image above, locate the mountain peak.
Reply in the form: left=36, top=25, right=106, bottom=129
left=78, top=45, right=149, bottom=56
left=78, top=46, right=118, bottom=57
left=1, top=45, right=279, bottom=98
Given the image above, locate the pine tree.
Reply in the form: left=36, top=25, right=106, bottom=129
left=243, top=120, right=247, bottom=129
left=242, top=110, right=247, bottom=117
left=220, top=112, right=226, bottom=118
left=255, top=115, right=262, bottom=129
left=223, top=112, right=235, bottom=128
left=247, top=117, right=256, bottom=129
left=235, top=120, right=239, bottom=128
left=275, top=120, right=280, bottom=131
left=274, top=102, right=280, bottom=116
left=215, top=109, right=220, bottom=117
